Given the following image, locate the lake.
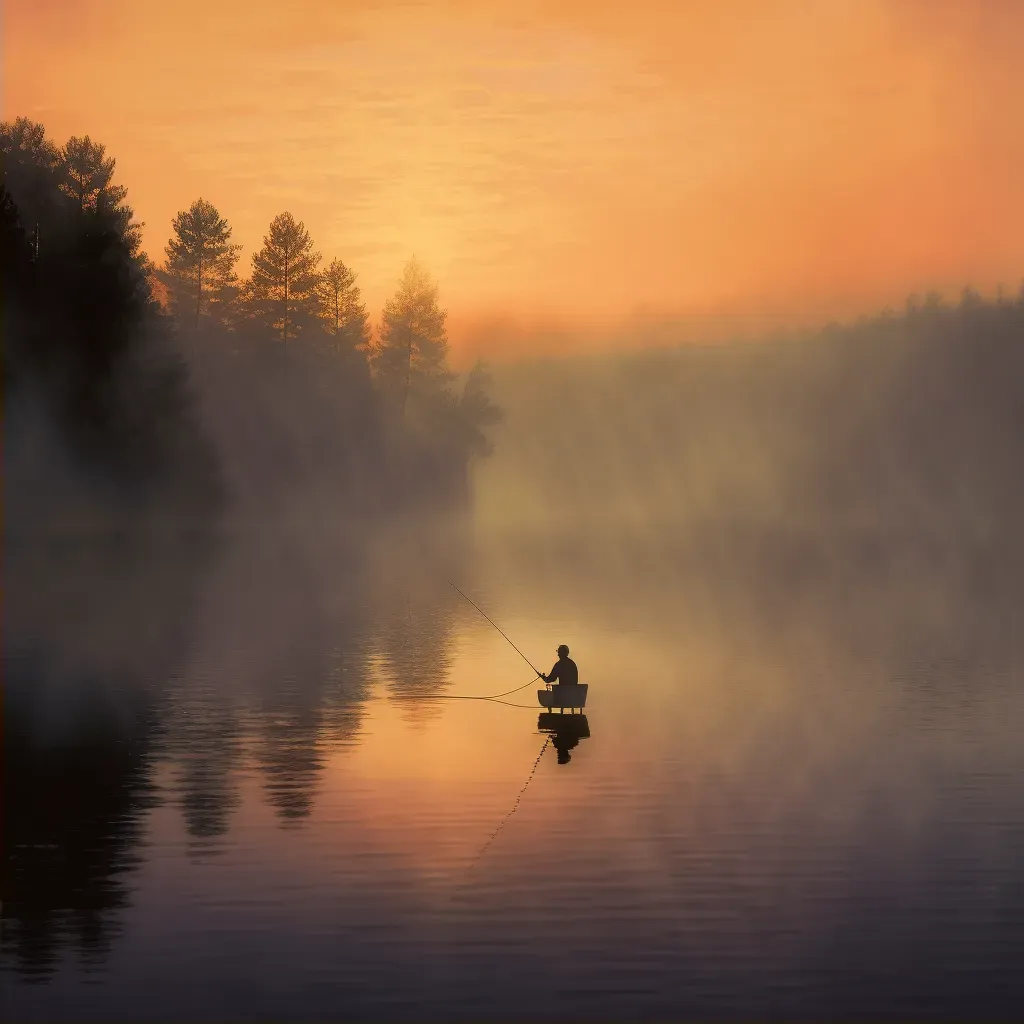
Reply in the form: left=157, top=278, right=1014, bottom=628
left=5, top=450, right=1024, bottom=1019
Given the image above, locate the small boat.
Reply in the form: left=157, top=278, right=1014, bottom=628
left=537, top=683, right=588, bottom=711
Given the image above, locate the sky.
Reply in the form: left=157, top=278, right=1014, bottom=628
left=5, top=0, right=1024, bottom=359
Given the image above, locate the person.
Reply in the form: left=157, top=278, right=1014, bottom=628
left=539, top=644, right=578, bottom=687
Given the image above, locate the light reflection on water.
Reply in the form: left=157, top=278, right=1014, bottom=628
left=4, top=521, right=1024, bottom=1018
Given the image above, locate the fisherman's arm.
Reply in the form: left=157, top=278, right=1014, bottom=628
left=539, top=662, right=559, bottom=684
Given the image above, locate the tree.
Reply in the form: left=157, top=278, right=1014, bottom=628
left=2, top=119, right=218, bottom=508
left=373, top=258, right=454, bottom=417
left=59, top=136, right=126, bottom=214
left=1, top=124, right=141, bottom=263
left=163, top=199, right=241, bottom=330
left=1, top=117, right=58, bottom=172
left=56, top=135, right=143, bottom=263
left=318, top=257, right=369, bottom=349
left=457, top=361, right=503, bottom=457
left=0, top=118, right=61, bottom=237
left=246, top=212, right=321, bottom=341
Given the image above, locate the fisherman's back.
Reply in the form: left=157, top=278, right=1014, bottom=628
left=548, top=656, right=578, bottom=687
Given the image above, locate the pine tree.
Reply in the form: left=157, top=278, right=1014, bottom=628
left=2, top=122, right=140, bottom=264
left=58, top=135, right=142, bottom=260
left=60, top=136, right=126, bottom=213
left=246, top=212, right=321, bottom=341
left=2, top=119, right=214, bottom=500
left=458, top=361, right=503, bottom=457
left=0, top=118, right=61, bottom=235
left=318, top=257, right=369, bottom=349
left=163, top=199, right=241, bottom=330
left=373, top=258, right=454, bottom=416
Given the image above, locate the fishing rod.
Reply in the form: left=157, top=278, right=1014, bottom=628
left=447, top=580, right=544, bottom=679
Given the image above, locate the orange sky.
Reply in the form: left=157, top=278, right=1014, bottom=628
left=5, top=0, right=1024, bottom=359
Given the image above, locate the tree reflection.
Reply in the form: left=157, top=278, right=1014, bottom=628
left=3, top=523, right=470, bottom=979
left=185, top=537, right=381, bottom=828
left=2, top=537, right=205, bottom=980
left=257, top=701, right=325, bottom=824
left=252, top=630, right=376, bottom=824
left=175, top=698, right=243, bottom=849
left=373, top=587, right=458, bottom=712
left=3, top=684, right=156, bottom=980
left=366, top=525, right=466, bottom=721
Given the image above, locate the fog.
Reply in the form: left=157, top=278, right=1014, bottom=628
left=5, top=112, right=1024, bottom=1015
left=480, top=297, right=1024, bottom=605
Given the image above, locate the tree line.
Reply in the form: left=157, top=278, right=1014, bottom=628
left=1, top=117, right=501, bottom=528
left=159, top=196, right=499, bottom=455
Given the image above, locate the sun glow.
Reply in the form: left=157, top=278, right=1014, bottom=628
left=6, top=0, right=1023, bottom=358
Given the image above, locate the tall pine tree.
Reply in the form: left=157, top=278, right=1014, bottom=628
left=245, top=212, right=321, bottom=341
left=53, top=135, right=142, bottom=259
left=60, top=136, right=126, bottom=213
left=0, top=118, right=61, bottom=239
left=372, top=257, right=454, bottom=417
left=163, top=199, right=241, bottom=330
left=457, top=361, right=503, bottom=457
left=319, top=257, right=369, bottom=350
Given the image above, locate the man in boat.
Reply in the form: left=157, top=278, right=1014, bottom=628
left=539, top=644, right=578, bottom=687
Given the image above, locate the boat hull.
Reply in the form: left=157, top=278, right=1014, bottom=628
left=537, top=683, right=588, bottom=709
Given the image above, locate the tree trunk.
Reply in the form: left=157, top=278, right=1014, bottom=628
left=402, top=337, right=412, bottom=420
left=195, top=254, right=203, bottom=332
left=283, top=254, right=290, bottom=342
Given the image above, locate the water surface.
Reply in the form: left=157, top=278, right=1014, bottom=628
left=4, top=500, right=1024, bottom=1019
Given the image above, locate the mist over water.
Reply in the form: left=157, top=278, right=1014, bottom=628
left=5, top=303, right=1024, bottom=1018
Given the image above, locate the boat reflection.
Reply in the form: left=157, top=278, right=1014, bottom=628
left=537, top=712, right=591, bottom=765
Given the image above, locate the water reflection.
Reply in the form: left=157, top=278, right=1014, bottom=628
left=538, top=712, right=591, bottom=765
left=2, top=535, right=205, bottom=980
left=2, top=522, right=474, bottom=977
left=172, top=692, right=243, bottom=848
left=258, top=696, right=325, bottom=825
left=371, top=583, right=459, bottom=718
left=4, top=698, right=157, bottom=981
left=6, top=513, right=1024, bottom=1017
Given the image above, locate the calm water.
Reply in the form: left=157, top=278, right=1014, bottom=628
left=5, top=502, right=1024, bottom=1018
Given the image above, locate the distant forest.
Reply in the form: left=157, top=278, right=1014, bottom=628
left=488, top=286, right=1024, bottom=598
left=2, top=117, right=501, bottom=534
left=4, top=115, right=1024, bottom=548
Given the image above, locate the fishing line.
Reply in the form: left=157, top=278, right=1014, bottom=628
left=452, top=735, right=551, bottom=901
left=392, top=584, right=548, bottom=709
left=388, top=671, right=540, bottom=708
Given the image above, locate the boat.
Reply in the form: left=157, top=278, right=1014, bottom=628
left=537, top=683, right=588, bottom=711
